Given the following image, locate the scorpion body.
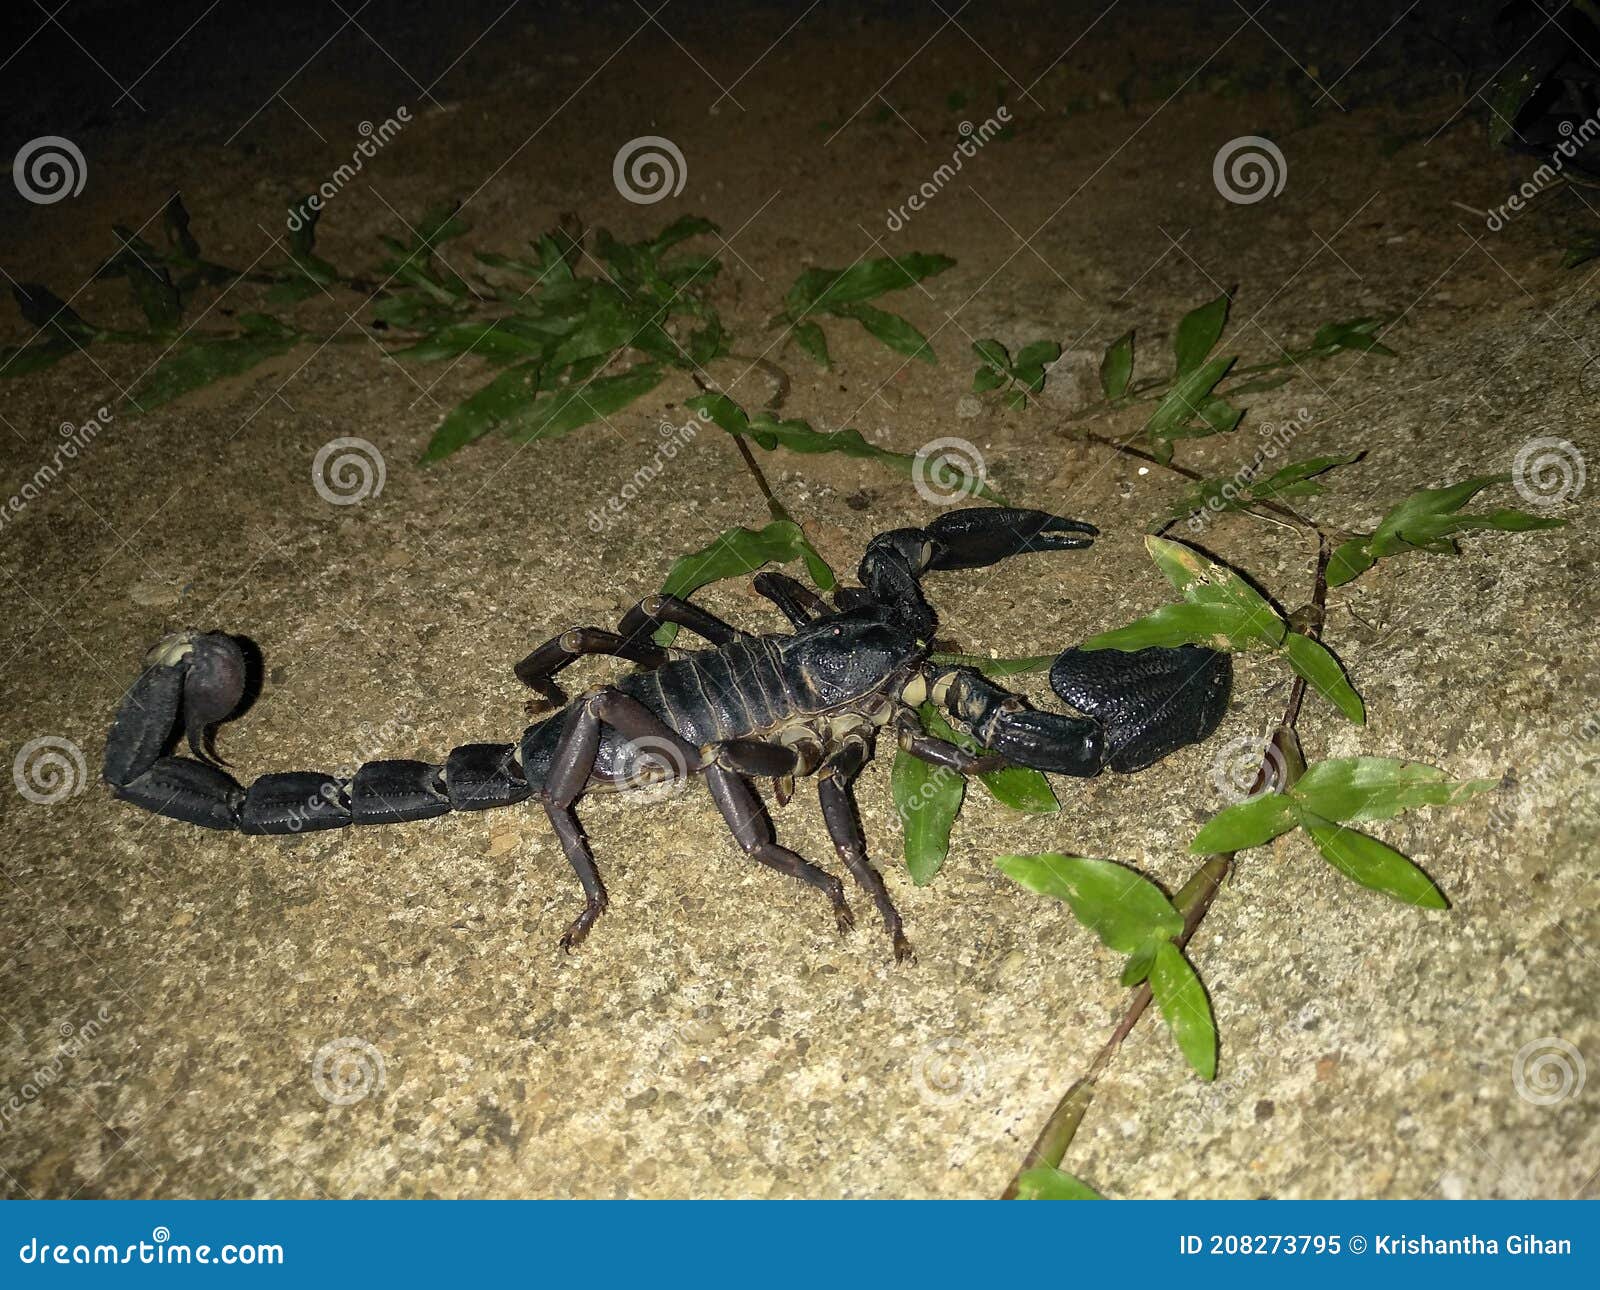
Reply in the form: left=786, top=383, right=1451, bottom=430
left=104, top=507, right=1231, bottom=959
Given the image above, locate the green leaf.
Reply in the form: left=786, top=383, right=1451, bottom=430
left=1014, top=339, right=1061, bottom=371
left=684, top=391, right=749, bottom=436
left=1120, top=945, right=1157, bottom=987
left=1099, top=330, right=1134, bottom=400
left=421, top=359, right=544, bottom=462
left=927, top=652, right=1055, bottom=678
left=1330, top=476, right=1565, bottom=585
left=973, top=338, right=1009, bottom=371
left=0, top=336, right=77, bottom=376
left=1079, top=601, right=1254, bottom=653
left=892, top=749, right=965, bottom=885
left=735, top=409, right=996, bottom=501
left=1305, top=316, right=1396, bottom=359
left=1166, top=452, right=1358, bottom=521
left=791, top=320, right=830, bottom=368
left=122, top=257, right=182, bottom=329
left=783, top=252, right=956, bottom=317
left=1327, top=537, right=1377, bottom=587
left=1299, top=812, right=1447, bottom=909
left=503, top=364, right=665, bottom=442
left=1014, top=1166, right=1104, bottom=1200
left=1189, top=793, right=1298, bottom=854
left=1282, top=632, right=1364, bottom=724
left=995, top=854, right=1182, bottom=954
left=1173, top=293, right=1229, bottom=375
left=393, top=319, right=551, bottom=365
left=12, top=284, right=99, bottom=343
left=972, top=364, right=1007, bottom=393
left=836, top=303, right=936, bottom=363
left=1149, top=941, right=1217, bottom=1080
left=654, top=520, right=835, bottom=647
left=1292, top=758, right=1495, bottom=825
left=1145, top=354, right=1235, bottom=443
left=126, top=323, right=298, bottom=411
left=1143, top=536, right=1285, bottom=647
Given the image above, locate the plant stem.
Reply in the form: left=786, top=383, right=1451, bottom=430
left=1083, top=430, right=1319, bottom=532
left=1000, top=534, right=1332, bottom=1199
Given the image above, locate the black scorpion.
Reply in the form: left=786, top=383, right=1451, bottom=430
left=104, top=507, right=1231, bottom=959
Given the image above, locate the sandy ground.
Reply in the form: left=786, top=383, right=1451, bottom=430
left=1, top=0, right=1595, bottom=1198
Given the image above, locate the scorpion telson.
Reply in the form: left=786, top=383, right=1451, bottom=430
left=104, top=506, right=1232, bottom=960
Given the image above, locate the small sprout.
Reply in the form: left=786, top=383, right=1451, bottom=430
left=970, top=337, right=1062, bottom=409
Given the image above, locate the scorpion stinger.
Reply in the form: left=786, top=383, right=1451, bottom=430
left=104, top=506, right=1230, bottom=961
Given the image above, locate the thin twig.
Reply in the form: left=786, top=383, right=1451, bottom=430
left=1001, top=533, right=1332, bottom=1199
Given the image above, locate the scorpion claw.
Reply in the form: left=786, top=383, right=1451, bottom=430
left=923, top=507, right=1097, bottom=570
left=984, top=708, right=1108, bottom=777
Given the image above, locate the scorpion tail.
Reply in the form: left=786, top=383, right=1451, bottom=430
left=105, top=631, right=540, bottom=834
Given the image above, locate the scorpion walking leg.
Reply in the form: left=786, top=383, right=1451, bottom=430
left=615, top=594, right=748, bottom=651
left=542, top=687, right=703, bottom=949
left=703, top=764, right=855, bottom=937
left=818, top=739, right=912, bottom=962
left=751, top=572, right=829, bottom=628
left=516, top=628, right=668, bottom=711
left=892, top=708, right=1002, bottom=775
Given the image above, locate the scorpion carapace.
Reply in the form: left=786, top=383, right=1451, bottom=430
left=104, top=506, right=1232, bottom=960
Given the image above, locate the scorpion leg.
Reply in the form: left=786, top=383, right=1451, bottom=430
left=515, top=628, right=668, bottom=712
left=892, top=707, right=1002, bottom=775
left=818, top=738, right=912, bottom=962
left=615, top=594, right=748, bottom=650
left=542, top=686, right=704, bottom=950
left=703, top=764, right=855, bottom=937
left=751, top=571, right=829, bottom=628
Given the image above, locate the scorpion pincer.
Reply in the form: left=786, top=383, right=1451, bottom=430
left=103, top=506, right=1231, bottom=961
